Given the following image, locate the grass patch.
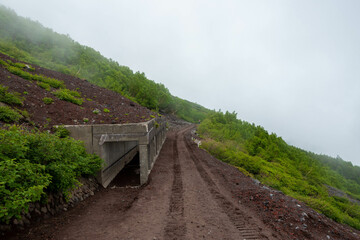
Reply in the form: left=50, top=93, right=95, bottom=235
left=37, top=82, right=51, bottom=91
left=0, top=85, right=24, bottom=106
left=53, top=89, right=83, bottom=105
left=42, top=97, right=54, bottom=105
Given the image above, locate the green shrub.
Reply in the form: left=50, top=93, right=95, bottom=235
left=32, top=74, right=64, bottom=89
left=37, top=82, right=51, bottom=91
left=54, top=126, right=70, bottom=138
left=0, top=126, right=103, bottom=223
left=8, top=60, right=25, bottom=69
left=0, top=85, right=24, bottom=106
left=6, top=66, right=33, bottom=80
left=53, top=89, right=83, bottom=105
left=0, top=106, right=22, bottom=123
left=103, top=108, right=110, bottom=113
left=17, top=109, right=29, bottom=120
left=0, top=158, right=51, bottom=223
left=42, top=97, right=54, bottom=105
left=5, top=62, right=64, bottom=89
left=0, top=59, right=9, bottom=67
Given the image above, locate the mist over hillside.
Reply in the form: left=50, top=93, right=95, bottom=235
left=0, top=5, right=210, bottom=123
left=0, top=3, right=360, bottom=233
left=1, top=0, right=359, bottom=167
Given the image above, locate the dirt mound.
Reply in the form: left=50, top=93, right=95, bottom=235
left=0, top=53, right=154, bottom=129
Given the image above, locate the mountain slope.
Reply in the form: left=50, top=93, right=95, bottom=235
left=0, top=52, right=154, bottom=128
left=198, top=111, right=360, bottom=230
left=0, top=5, right=210, bottom=123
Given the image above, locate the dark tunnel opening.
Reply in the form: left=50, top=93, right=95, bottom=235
left=108, top=152, right=140, bottom=187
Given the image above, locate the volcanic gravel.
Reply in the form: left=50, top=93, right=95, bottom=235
left=0, top=53, right=154, bottom=129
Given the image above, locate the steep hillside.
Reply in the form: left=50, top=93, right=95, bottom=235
left=0, top=53, right=154, bottom=128
left=0, top=5, right=210, bottom=123
left=198, top=111, right=360, bottom=230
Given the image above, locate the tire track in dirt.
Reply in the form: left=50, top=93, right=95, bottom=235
left=184, top=132, right=267, bottom=240
left=163, top=132, right=186, bottom=239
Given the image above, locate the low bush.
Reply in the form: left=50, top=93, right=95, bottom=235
left=32, top=74, right=64, bottom=89
left=0, top=126, right=103, bottom=223
left=37, top=82, right=51, bottom=91
left=42, top=97, right=54, bottom=105
left=0, top=85, right=24, bottom=106
left=0, top=106, right=22, bottom=123
left=53, top=89, right=83, bottom=105
left=6, top=66, right=32, bottom=80
left=54, top=126, right=70, bottom=138
left=0, top=157, right=51, bottom=223
left=2, top=59, right=65, bottom=89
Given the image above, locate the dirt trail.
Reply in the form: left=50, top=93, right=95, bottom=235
left=5, top=125, right=360, bottom=240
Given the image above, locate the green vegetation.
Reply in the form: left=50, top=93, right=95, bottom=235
left=37, top=82, right=51, bottom=91
left=103, top=108, right=110, bottom=113
left=198, top=111, right=360, bottom=230
left=54, top=125, right=70, bottom=138
left=92, top=109, right=100, bottom=114
left=42, top=97, right=54, bottom=105
left=53, top=89, right=83, bottom=105
left=0, top=6, right=210, bottom=122
left=0, top=106, right=22, bottom=123
left=0, top=59, right=65, bottom=89
left=0, top=85, right=23, bottom=106
left=0, top=126, right=102, bottom=223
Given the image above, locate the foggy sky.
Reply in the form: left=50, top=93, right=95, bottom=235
left=2, top=0, right=360, bottom=166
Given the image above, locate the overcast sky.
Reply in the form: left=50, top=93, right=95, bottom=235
left=2, top=0, right=360, bottom=166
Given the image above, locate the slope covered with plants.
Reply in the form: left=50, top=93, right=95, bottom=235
left=0, top=125, right=102, bottom=224
left=198, top=111, right=360, bottom=230
left=0, top=5, right=210, bottom=123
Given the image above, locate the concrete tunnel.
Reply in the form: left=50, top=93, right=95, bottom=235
left=63, top=118, right=167, bottom=187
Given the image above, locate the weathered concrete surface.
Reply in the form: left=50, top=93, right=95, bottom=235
left=64, top=118, right=167, bottom=187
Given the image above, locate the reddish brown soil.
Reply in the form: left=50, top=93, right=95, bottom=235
left=4, top=125, right=360, bottom=240
left=0, top=53, right=154, bottom=129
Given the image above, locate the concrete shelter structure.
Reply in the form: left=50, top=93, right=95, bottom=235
left=63, top=118, right=167, bottom=187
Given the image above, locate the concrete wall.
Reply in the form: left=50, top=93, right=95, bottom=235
left=63, top=118, right=167, bottom=187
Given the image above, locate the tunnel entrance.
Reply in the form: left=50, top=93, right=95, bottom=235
left=108, top=152, right=140, bottom=187
left=63, top=118, right=167, bottom=187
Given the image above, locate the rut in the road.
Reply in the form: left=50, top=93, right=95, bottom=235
left=184, top=133, right=267, bottom=240
left=164, top=132, right=187, bottom=239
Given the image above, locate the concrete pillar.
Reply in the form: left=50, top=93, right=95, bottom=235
left=139, top=144, right=149, bottom=185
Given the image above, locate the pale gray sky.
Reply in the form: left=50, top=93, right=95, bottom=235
left=2, top=0, right=360, bottom=166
